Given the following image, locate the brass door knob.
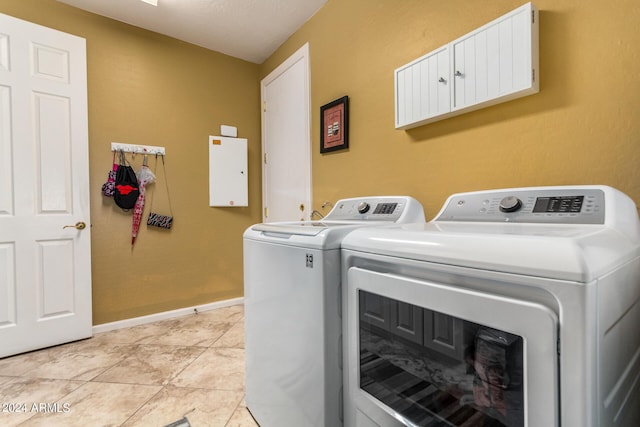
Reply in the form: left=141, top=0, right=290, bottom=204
left=63, top=221, right=86, bottom=230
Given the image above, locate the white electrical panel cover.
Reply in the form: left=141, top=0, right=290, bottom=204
left=209, top=135, right=248, bottom=207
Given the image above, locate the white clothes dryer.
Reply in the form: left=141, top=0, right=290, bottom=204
left=341, top=186, right=640, bottom=427
left=244, top=196, right=425, bottom=427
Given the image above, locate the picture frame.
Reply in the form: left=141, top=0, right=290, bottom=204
left=320, top=96, right=349, bottom=153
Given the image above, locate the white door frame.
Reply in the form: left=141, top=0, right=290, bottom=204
left=260, top=43, right=312, bottom=222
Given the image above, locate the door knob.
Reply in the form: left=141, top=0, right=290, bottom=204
left=63, top=221, right=86, bottom=230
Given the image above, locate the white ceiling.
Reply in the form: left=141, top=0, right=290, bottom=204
left=56, top=0, right=327, bottom=64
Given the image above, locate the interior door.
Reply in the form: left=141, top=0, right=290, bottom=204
left=260, top=43, right=311, bottom=222
left=0, top=13, right=92, bottom=358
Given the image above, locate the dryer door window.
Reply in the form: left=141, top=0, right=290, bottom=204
left=359, top=290, right=524, bottom=426
left=345, top=267, right=559, bottom=427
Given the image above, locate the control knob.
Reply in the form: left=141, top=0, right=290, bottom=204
left=499, top=196, right=522, bottom=213
left=357, top=202, right=370, bottom=214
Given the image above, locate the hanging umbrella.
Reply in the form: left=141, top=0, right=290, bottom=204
left=132, top=155, right=156, bottom=245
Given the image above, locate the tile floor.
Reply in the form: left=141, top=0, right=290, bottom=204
left=0, top=304, right=259, bottom=427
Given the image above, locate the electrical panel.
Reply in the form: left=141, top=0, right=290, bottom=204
left=209, top=135, right=248, bottom=207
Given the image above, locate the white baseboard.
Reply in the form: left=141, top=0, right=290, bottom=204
left=92, top=297, right=244, bottom=334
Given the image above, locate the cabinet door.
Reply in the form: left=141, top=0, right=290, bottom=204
left=390, top=301, right=423, bottom=344
left=424, top=309, right=464, bottom=359
left=359, top=291, right=390, bottom=330
left=452, top=3, right=537, bottom=110
left=395, top=46, right=450, bottom=128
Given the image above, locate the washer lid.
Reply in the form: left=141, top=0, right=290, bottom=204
left=342, top=222, right=640, bottom=282
left=243, top=195, right=426, bottom=250
left=244, top=220, right=383, bottom=250
left=251, top=221, right=359, bottom=236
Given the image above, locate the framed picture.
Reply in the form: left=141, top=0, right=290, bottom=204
left=320, top=96, right=349, bottom=153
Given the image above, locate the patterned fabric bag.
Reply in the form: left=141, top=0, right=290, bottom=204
left=101, top=153, right=118, bottom=197
left=101, top=166, right=117, bottom=197
left=147, top=212, right=173, bottom=229
left=147, top=154, right=173, bottom=229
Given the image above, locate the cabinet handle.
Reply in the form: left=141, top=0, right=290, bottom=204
left=455, top=70, right=464, bottom=77
left=438, top=77, right=446, bottom=83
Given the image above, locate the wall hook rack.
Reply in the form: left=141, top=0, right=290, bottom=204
left=111, top=142, right=166, bottom=156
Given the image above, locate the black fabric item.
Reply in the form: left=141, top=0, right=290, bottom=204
left=113, top=165, right=140, bottom=210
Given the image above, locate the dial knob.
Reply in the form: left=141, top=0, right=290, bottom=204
left=499, top=196, right=523, bottom=213
left=357, top=202, right=370, bottom=214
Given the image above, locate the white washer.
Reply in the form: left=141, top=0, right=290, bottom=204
left=341, top=186, right=640, bottom=427
left=244, top=196, right=425, bottom=427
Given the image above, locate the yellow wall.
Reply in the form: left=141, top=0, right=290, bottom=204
left=0, top=0, right=262, bottom=324
left=3, top=0, right=639, bottom=324
left=261, top=0, right=640, bottom=219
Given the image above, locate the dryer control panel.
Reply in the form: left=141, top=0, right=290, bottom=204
left=435, top=186, right=610, bottom=224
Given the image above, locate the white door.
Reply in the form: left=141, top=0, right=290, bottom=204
left=261, top=43, right=311, bottom=222
left=0, top=13, right=92, bottom=358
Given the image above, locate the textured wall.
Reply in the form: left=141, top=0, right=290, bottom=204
left=262, top=0, right=640, bottom=219
left=3, top=0, right=639, bottom=324
left=0, top=0, right=262, bottom=324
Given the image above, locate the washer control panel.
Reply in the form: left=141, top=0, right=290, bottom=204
left=435, top=188, right=606, bottom=224
left=324, top=196, right=425, bottom=223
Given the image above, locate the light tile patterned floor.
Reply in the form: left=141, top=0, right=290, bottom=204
left=0, top=304, right=258, bottom=427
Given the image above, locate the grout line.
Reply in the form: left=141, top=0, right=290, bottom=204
left=118, top=383, right=167, bottom=427
left=164, top=347, right=209, bottom=387
left=222, top=392, right=247, bottom=427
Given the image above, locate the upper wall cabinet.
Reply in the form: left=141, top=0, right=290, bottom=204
left=395, top=2, right=539, bottom=129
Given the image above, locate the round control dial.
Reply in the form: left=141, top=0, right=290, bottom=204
left=499, top=196, right=523, bottom=213
left=357, top=202, right=370, bottom=214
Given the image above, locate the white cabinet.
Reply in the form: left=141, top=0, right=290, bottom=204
left=395, top=2, right=538, bottom=129
left=395, top=46, right=450, bottom=126
left=452, top=3, right=537, bottom=111
left=208, top=135, right=248, bottom=207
